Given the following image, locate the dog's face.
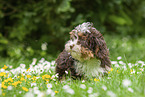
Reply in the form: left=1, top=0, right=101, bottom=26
left=65, top=22, right=95, bottom=61
left=65, top=39, right=82, bottom=61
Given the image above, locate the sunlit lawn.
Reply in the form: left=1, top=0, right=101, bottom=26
left=0, top=35, right=145, bottom=97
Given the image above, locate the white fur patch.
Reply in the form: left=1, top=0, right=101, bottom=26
left=75, top=58, right=104, bottom=78
left=75, top=22, right=92, bottom=33
left=65, top=39, right=104, bottom=78
left=65, top=39, right=82, bottom=61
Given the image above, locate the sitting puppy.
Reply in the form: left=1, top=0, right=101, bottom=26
left=55, top=22, right=111, bottom=80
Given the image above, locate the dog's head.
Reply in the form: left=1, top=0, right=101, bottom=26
left=65, top=22, right=98, bottom=62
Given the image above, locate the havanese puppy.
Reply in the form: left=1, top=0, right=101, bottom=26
left=55, top=22, right=111, bottom=80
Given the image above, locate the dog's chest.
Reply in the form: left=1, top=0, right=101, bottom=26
left=74, top=58, right=104, bottom=78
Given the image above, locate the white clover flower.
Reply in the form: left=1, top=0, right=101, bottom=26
left=128, top=63, right=132, bottom=68
left=111, top=61, right=117, bottom=64
left=46, top=89, right=53, bottom=95
left=31, top=58, right=37, bottom=65
left=7, top=86, right=13, bottom=90
left=122, top=79, right=132, bottom=87
left=63, top=85, right=75, bottom=95
left=63, top=85, right=70, bottom=89
left=89, top=93, right=99, bottom=97
left=20, top=64, right=26, bottom=68
left=33, top=87, right=39, bottom=90
left=34, top=89, right=41, bottom=95
left=107, top=91, right=116, bottom=97
left=87, top=87, right=93, bottom=94
left=128, top=88, right=134, bottom=93
left=19, top=91, right=22, bottom=94
left=102, top=85, right=107, bottom=91
left=122, top=65, right=127, bottom=70
left=117, top=56, right=122, bottom=60
left=141, top=64, right=145, bottom=67
left=31, top=83, right=37, bottom=87
left=137, top=61, right=144, bottom=64
left=50, top=66, right=55, bottom=71
left=51, top=61, right=55, bottom=66
left=39, top=58, right=45, bottom=63
left=119, top=61, right=124, bottom=65
left=9, top=65, right=13, bottom=69
left=140, top=68, right=144, bottom=71
left=115, top=64, right=120, bottom=68
left=41, top=42, right=47, bottom=51
left=80, top=84, right=86, bottom=89
left=51, top=91, right=55, bottom=97
left=82, top=80, right=85, bottom=83
left=131, top=69, right=135, bottom=74
left=47, top=84, right=52, bottom=89
left=65, top=88, right=75, bottom=95
left=65, top=71, right=68, bottom=74
left=24, top=92, right=34, bottom=97
left=1, top=69, right=5, bottom=72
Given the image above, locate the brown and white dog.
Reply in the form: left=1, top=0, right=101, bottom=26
left=55, top=22, right=111, bottom=80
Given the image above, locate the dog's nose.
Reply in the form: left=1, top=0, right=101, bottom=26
left=70, top=44, right=74, bottom=49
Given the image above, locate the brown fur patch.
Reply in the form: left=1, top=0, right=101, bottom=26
left=81, top=47, right=94, bottom=60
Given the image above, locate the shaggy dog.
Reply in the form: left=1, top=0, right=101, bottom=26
left=55, top=22, right=111, bottom=80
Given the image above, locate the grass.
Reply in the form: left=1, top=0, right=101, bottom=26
left=0, top=35, right=145, bottom=97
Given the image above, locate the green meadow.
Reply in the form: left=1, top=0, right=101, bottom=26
left=0, top=35, right=145, bottom=97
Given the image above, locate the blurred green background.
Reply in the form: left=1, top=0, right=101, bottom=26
left=0, top=0, right=145, bottom=62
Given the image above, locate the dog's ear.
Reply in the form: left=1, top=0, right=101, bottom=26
left=86, top=28, right=111, bottom=68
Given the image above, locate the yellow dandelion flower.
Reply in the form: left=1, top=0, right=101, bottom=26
left=12, top=81, right=22, bottom=87
left=130, top=69, right=133, bottom=72
left=21, top=74, right=24, bottom=77
left=2, top=65, right=8, bottom=69
left=32, top=81, right=36, bottom=83
left=1, top=82, right=7, bottom=89
left=26, top=68, right=30, bottom=72
left=7, top=77, right=13, bottom=82
left=45, top=75, right=51, bottom=78
left=108, top=72, right=110, bottom=74
left=45, top=79, right=49, bottom=82
left=17, top=81, right=22, bottom=84
left=26, top=75, right=31, bottom=78
left=2, top=85, right=7, bottom=89
left=0, top=72, right=6, bottom=77
left=55, top=91, right=59, bottom=93
left=117, top=70, right=119, bottom=73
left=42, top=75, right=51, bottom=80
left=94, top=78, right=100, bottom=82
left=4, top=79, right=8, bottom=83
left=110, top=68, right=113, bottom=71
left=17, top=76, right=20, bottom=78
left=31, top=76, right=36, bottom=80
left=2, top=93, right=5, bottom=96
left=22, top=87, right=29, bottom=92
left=20, top=77, right=26, bottom=82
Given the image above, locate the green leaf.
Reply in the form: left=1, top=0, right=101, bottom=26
left=57, top=0, right=74, bottom=13
left=120, top=11, right=133, bottom=25
left=109, top=15, right=127, bottom=25
left=0, top=38, right=8, bottom=44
